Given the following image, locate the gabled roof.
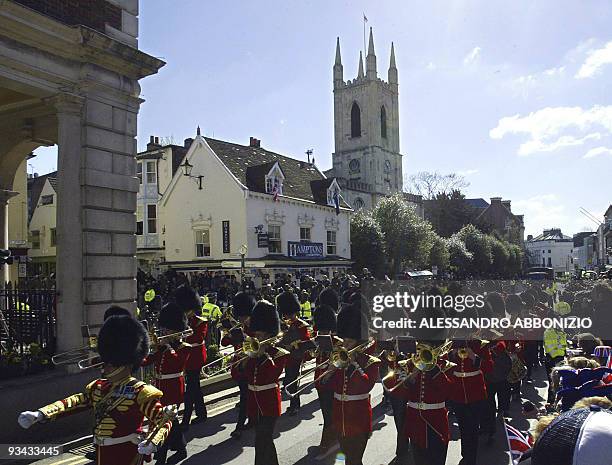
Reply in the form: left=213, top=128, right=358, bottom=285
left=465, top=198, right=489, bottom=209
left=204, top=137, right=346, bottom=207
left=310, top=178, right=336, bottom=205
left=529, top=229, right=573, bottom=242
left=27, top=171, right=57, bottom=213
left=48, top=177, right=58, bottom=192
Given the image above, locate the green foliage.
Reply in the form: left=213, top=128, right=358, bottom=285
left=446, top=234, right=473, bottom=274
left=457, top=224, right=493, bottom=275
left=350, top=210, right=386, bottom=277
left=489, top=236, right=510, bottom=276
left=429, top=233, right=450, bottom=269
left=428, top=189, right=476, bottom=237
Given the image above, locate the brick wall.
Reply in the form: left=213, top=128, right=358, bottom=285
left=13, top=0, right=121, bottom=32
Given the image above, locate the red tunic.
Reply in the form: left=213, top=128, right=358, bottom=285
left=38, top=376, right=172, bottom=465
left=185, top=315, right=208, bottom=371
left=245, top=346, right=290, bottom=419
left=448, top=342, right=493, bottom=403
left=142, top=343, right=190, bottom=405
left=285, top=318, right=311, bottom=369
left=385, top=363, right=454, bottom=449
left=221, top=324, right=253, bottom=382
left=327, top=352, right=380, bottom=438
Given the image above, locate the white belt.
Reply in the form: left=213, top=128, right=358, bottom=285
left=93, top=433, right=142, bottom=446
left=155, top=372, right=183, bottom=380
left=248, top=383, right=278, bottom=391
left=407, top=401, right=446, bottom=411
left=453, top=370, right=482, bottom=378
left=189, top=342, right=205, bottom=347
left=334, top=393, right=370, bottom=402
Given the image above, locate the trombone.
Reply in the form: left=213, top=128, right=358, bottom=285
left=285, top=339, right=373, bottom=397
left=228, top=333, right=286, bottom=368
left=51, top=325, right=98, bottom=366
left=150, top=328, right=193, bottom=346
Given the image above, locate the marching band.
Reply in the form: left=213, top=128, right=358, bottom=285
left=16, top=279, right=612, bottom=465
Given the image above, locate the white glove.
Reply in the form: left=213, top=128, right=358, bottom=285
left=137, top=441, right=157, bottom=455
left=18, top=411, right=44, bottom=429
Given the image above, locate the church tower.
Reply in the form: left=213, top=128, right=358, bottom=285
left=331, top=29, right=402, bottom=210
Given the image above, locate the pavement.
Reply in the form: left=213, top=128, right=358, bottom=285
left=29, top=364, right=549, bottom=465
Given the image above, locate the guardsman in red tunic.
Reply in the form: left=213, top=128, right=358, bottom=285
left=448, top=339, right=493, bottom=465
left=173, top=285, right=208, bottom=429
left=18, top=313, right=172, bottom=465
left=312, top=304, right=338, bottom=459
left=323, top=302, right=380, bottom=465
left=142, top=303, right=190, bottom=465
left=222, top=291, right=255, bottom=438
left=383, top=343, right=455, bottom=465
left=277, top=290, right=311, bottom=415
left=243, top=300, right=289, bottom=465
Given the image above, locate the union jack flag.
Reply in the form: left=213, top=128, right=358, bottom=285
left=504, top=421, right=531, bottom=465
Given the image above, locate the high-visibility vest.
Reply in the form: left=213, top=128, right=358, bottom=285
left=300, top=301, right=312, bottom=319
left=202, top=303, right=221, bottom=320
left=144, top=289, right=156, bottom=302
left=543, top=328, right=567, bottom=359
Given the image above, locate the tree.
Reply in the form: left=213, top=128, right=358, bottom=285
left=446, top=234, right=473, bottom=276
left=429, top=233, right=450, bottom=271
left=427, top=189, right=476, bottom=237
left=405, top=171, right=469, bottom=200
left=372, top=194, right=435, bottom=275
left=350, top=210, right=386, bottom=277
left=488, top=236, right=510, bottom=277
left=457, top=224, right=492, bottom=276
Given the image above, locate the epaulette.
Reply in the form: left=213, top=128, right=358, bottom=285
left=136, top=383, right=163, bottom=406
left=439, top=360, right=457, bottom=373
left=273, top=346, right=290, bottom=359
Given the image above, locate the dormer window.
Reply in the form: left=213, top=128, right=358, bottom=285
left=265, top=161, right=285, bottom=197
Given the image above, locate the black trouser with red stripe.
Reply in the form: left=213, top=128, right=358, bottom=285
left=317, top=388, right=335, bottom=448
left=410, top=425, right=448, bottom=465
left=255, top=415, right=278, bottom=465
left=338, top=432, right=369, bottom=465
left=454, top=400, right=486, bottom=465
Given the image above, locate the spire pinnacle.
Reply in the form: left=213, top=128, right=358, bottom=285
left=367, top=27, right=375, bottom=56
left=358, top=51, right=364, bottom=78
left=390, top=42, right=396, bottom=69
left=197, top=126, right=201, bottom=136
left=335, top=37, right=342, bottom=65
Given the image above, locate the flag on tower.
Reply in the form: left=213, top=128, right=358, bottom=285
left=333, top=190, right=340, bottom=215
left=363, top=13, right=368, bottom=22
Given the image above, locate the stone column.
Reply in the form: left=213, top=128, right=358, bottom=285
left=53, top=88, right=140, bottom=353
left=0, top=189, right=18, bottom=286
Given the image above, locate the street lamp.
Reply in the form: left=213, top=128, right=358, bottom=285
left=239, top=244, right=248, bottom=291
left=180, top=158, right=204, bottom=190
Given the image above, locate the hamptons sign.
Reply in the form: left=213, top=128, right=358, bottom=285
left=288, top=241, right=324, bottom=259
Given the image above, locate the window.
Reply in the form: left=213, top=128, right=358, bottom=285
left=547, top=257, right=552, bottom=267
left=381, top=106, right=387, bottom=139
left=195, top=230, right=211, bottom=257
left=327, top=230, right=337, bottom=255
left=146, top=161, right=156, bottom=184
left=548, top=249, right=551, bottom=253
left=353, top=197, right=364, bottom=210
left=41, top=195, right=53, bottom=205
left=50, top=228, right=57, bottom=247
left=136, top=162, right=142, bottom=184
left=351, top=102, right=361, bottom=138
left=31, top=230, right=40, bottom=249
left=300, top=227, right=311, bottom=242
left=147, top=204, right=157, bottom=234
left=266, top=176, right=283, bottom=196
left=268, top=225, right=281, bottom=254
left=349, top=159, right=360, bottom=173
left=136, top=205, right=143, bottom=235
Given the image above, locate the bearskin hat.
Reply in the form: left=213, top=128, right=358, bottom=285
left=276, top=291, right=300, bottom=318
left=103, top=305, right=131, bottom=321
left=314, top=304, right=337, bottom=332
left=232, top=292, right=255, bottom=318
left=337, top=302, right=368, bottom=341
left=250, top=300, right=280, bottom=335
left=98, top=315, right=149, bottom=370
left=173, top=285, right=201, bottom=313
left=158, top=302, right=188, bottom=331
left=317, top=287, right=339, bottom=311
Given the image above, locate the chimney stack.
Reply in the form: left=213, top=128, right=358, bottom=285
left=147, top=135, right=161, bottom=151
left=249, top=137, right=261, bottom=148
left=501, top=200, right=511, bottom=211
left=490, top=197, right=502, bottom=204
left=184, top=138, right=194, bottom=148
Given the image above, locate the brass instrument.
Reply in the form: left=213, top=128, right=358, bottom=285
left=383, top=359, right=415, bottom=392
left=51, top=325, right=98, bottom=366
left=458, top=347, right=470, bottom=360
left=228, top=333, right=286, bottom=368
left=150, top=328, right=193, bottom=346
left=285, top=339, right=373, bottom=397
left=411, top=340, right=452, bottom=372
left=217, top=307, right=237, bottom=329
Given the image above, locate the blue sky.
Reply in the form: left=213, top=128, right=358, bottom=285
left=30, top=0, right=612, bottom=237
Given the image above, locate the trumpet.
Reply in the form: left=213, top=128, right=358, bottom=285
left=228, top=333, right=286, bottom=368
left=150, top=328, right=193, bottom=346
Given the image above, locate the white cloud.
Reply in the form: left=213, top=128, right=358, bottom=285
left=457, top=169, right=478, bottom=176
left=575, top=41, right=612, bottom=79
left=490, top=105, right=612, bottom=156
left=463, top=47, right=481, bottom=66
left=426, top=61, right=436, bottom=70
left=583, top=146, right=612, bottom=159
left=513, top=194, right=568, bottom=237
